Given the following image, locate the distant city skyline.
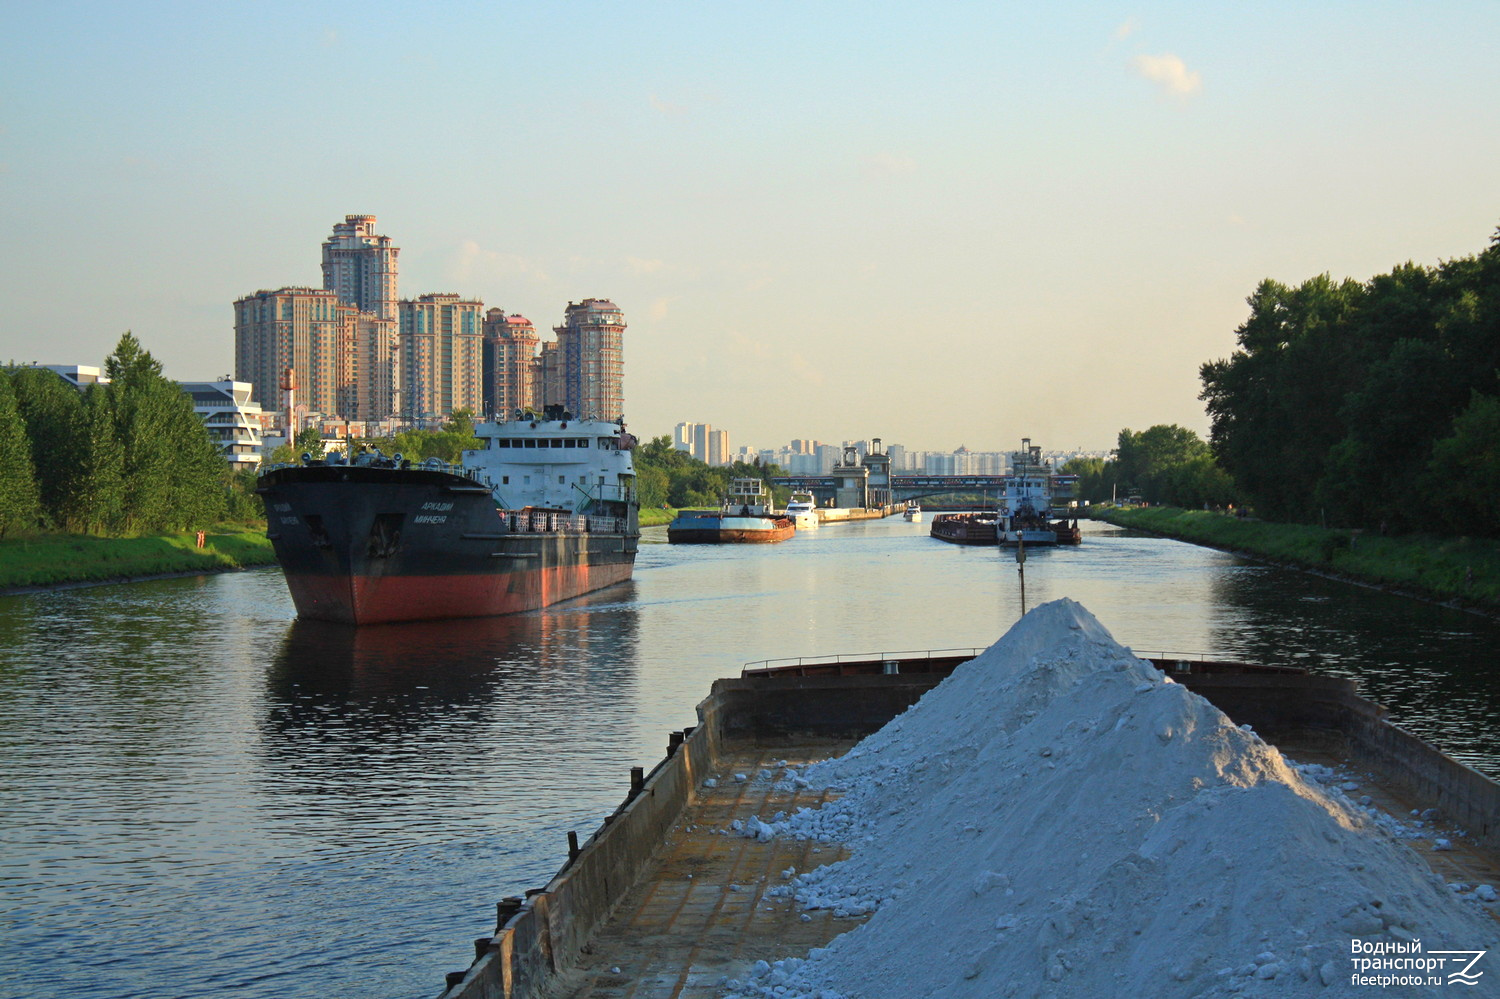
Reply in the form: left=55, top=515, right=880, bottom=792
left=5, top=4, right=1498, bottom=451
left=232, top=216, right=624, bottom=430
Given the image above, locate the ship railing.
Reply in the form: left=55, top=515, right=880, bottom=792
left=742, top=649, right=1306, bottom=679
left=500, top=510, right=629, bottom=535
left=742, top=648, right=986, bottom=677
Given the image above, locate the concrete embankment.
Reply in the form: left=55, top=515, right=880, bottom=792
left=815, top=504, right=902, bottom=524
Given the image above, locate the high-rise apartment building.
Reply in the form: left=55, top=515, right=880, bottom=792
left=321, top=215, right=399, bottom=321
left=482, top=309, right=540, bottom=418
left=233, top=287, right=346, bottom=422
left=554, top=298, right=625, bottom=421
left=706, top=429, right=729, bottom=466
left=534, top=341, right=561, bottom=413
left=236, top=215, right=623, bottom=427
left=342, top=310, right=400, bottom=422
left=399, top=294, right=484, bottom=422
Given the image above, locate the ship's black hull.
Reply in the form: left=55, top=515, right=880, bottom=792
left=258, top=464, right=638, bottom=624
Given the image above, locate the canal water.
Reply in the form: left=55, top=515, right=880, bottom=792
left=3, top=517, right=1498, bottom=999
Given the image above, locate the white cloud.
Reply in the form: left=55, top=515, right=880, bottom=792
left=1113, top=19, right=1140, bottom=42
left=863, top=152, right=917, bottom=179
left=1132, top=53, right=1202, bottom=97
left=448, top=240, right=551, bottom=286
left=648, top=296, right=677, bottom=321
left=649, top=94, right=687, bottom=117
left=626, top=256, right=666, bottom=275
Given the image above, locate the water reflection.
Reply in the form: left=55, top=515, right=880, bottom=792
left=1206, top=562, right=1500, bottom=770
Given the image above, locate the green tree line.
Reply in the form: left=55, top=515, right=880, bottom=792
left=0, top=333, right=250, bottom=539
left=1199, top=225, right=1500, bottom=535
left=268, top=411, right=480, bottom=467
left=632, top=435, right=787, bottom=509
left=1063, top=425, right=1237, bottom=509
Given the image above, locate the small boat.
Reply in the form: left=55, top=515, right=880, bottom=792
left=929, top=512, right=997, bottom=545
left=667, top=478, right=796, bottom=544
left=902, top=501, right=922, bottom=523
left=785, top=491, right=820, bottom=530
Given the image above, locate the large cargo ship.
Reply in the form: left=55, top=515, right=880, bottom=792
left=257, top=410, right=639, bottom=624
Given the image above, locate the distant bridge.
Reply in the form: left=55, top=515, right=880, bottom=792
left=772, top=474, right=1078, bottom=504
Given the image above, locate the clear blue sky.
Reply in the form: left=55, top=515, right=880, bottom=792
left=3, top=1, right=1497, bottom=452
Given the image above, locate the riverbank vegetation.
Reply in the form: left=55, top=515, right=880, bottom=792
left=1199, top=226, right=1500, bottom=536
left=0, top=528, right=276, bottom=591
left=2, top=333, right=259, bottom=540
left=1062, top=424, right=1238, bottom=509
left=632, top=435, right=788, bottom=510
left=1094, top=505, right=1500, bottom=610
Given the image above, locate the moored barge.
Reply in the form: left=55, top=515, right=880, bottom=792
left=667, top=478, right=795, bottom=544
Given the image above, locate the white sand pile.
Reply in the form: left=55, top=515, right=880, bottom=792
left=728, top=599, right=1497, bottom=998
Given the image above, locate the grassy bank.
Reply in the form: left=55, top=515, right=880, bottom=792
left=0, top=528, right=278, bottom=591
left=1093, top=506, right=1500, bottom=610
left=639, top=508, right=676, bottom=527
left=4, top=511, right=677, bottom=592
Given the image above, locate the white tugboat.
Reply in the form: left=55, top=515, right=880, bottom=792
left=997, top=438, right=1080, bottom=546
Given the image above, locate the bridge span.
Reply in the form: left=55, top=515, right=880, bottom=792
left=772, top=473, right=1078, bottom=505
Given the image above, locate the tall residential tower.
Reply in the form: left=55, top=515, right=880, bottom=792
left=321, top=215, right=399, bottom=321
left=554, top=298, right=625, bottom=421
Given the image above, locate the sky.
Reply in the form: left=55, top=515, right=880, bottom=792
left=3, top=2, right=1498, bottom=454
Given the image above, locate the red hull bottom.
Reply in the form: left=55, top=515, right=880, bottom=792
left=667, top=527, right=795, bottom=543
left=283, top=561, right=634, bottom=625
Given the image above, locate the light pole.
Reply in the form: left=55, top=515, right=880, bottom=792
left=1016, top=534, right=1027, bottom=617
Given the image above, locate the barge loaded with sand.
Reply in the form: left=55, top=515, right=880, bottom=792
left=434, top=600, right=1500, bottom=999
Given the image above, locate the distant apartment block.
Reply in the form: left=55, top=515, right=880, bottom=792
left=706, top=429, right=729, bottom=466
left=537, top=341, right=563, bottom=415
left=555, top=298, right=625, bottom=421
left=399, top=293, right=484, bottom=422
left=233, top=287, right=347, bottom=422
left=670, top=422, right=732, bottom=465
left=343, top=310, right=400, bottom=423
left=235, top=215, right=623, bottom=426
left=321, top=214, right=399, bottom=321
left=482, top=309, right=540, bottom=418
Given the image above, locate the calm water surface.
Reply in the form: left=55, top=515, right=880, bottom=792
left=2, top=518, right=1498, bottom=998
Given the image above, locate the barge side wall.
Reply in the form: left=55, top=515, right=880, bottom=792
left=436, top=690, right=740, bottom=999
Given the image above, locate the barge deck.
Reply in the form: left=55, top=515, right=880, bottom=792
left=545, top=738, right=863, bottom=999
